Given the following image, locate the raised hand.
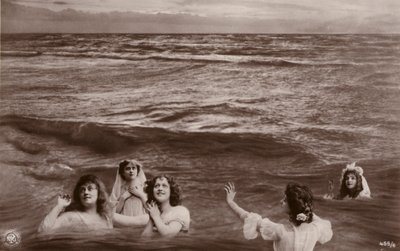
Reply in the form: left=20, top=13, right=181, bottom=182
left=145, top=201, right=161, bottom=218
left=224, top=182, right=236, bottom=203
left=57, top=193, right=71, bottom=208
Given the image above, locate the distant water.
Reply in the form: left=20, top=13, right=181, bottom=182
left=1, top=34, right=399, bottom=251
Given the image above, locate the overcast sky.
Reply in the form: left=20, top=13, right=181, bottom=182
left=2, top=0, right=400, bottom=33
left=12, top=0, right=400, bottom=18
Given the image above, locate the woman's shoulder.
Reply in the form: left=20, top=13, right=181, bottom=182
left=171, top=205, right=190, bottom=216
left=60, top=211, right=80, bottom=219
left=309, top=214, right=332, bottom=230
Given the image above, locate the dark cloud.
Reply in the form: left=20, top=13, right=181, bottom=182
left=178, top=0, right=319, bottom=12
left=54, top=1, right=68, bottom=5
left=2, top=0, right=399, bottom=33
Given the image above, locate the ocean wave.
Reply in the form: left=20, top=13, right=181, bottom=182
left=0, top=115, right=311, bottom=160
left=1, top=51, right=42, bottom=57
left=1, top=49, right=355, bottom=67
left=24, top=162, right=75, bottom=180
left=152, top=103, right=260, bottom=123
left=3, top=132, right=47, bottom=154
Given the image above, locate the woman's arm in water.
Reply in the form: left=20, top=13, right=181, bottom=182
left=141, top=219, right=154, bottom=237
left=38, top=194, right=71, bottom=233
left=112, top=212, right=149, bottom=227
left=225, top=182, right=250, bottom=220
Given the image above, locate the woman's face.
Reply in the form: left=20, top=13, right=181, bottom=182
left=345, top=173, right=357, bottom=189
left=79, top=182, right=98, bottom=208
left=280, top=195, right=290, bottom=213
left=153, top=177, right=171, bottom=204
left=122, top=162, right=138, bottom=181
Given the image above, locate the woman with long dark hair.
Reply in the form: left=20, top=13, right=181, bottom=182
left=224, top=182, right=332, bottom=251
left=38, top=174, right=113, bottom=233
left=141, top=175, right=190, bottom=237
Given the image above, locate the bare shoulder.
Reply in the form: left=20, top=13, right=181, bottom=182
left=173, top=205, right=190, bottom=215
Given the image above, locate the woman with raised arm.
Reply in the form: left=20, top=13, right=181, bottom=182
left=224, top=182, right=332, bottom=251
left=38, top=174, right=112, bottom=233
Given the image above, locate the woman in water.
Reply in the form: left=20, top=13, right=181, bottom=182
left=38, top=174, right=113, bottom=233
left=336, top=162, right=371, bottom=200
left=142, top=175, right=190, bottom=238
left=224, top=182, right=332, bottom=251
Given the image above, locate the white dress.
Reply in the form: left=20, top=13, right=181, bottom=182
left=117, top=185, right=147, bottom=216
left=109, top=168, right=147, bottom=216
left=38, top=211, right=113, bottom=234
left=242, top=213, right=332, bottom=251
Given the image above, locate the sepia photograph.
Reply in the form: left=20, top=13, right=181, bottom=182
left=1, top=0, right=399, bottom=250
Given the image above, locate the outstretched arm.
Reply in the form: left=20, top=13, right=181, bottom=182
left=225, top=182, right=250, bottom=220
left=113, top=212, right=149, bottom=227
left=38, top=194, right=71, bottom=233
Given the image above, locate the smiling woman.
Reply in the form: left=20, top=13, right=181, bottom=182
left=336, top=162, right=371, bottom=200
left=37, top=175, right=113, bottom=234
left=142, top=175, right=190, bottom=238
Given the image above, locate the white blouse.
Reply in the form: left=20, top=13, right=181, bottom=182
left=38, top=210, right=113, bottom=234
left=243, top=213, right=332, bottom=251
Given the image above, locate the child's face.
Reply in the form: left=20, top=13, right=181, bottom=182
left=345, top=173, right=357, bottom=189
left=122, top=163, right=138, bottom=181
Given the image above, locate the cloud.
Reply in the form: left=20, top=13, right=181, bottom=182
left=1, top=0, right=399, bottom=33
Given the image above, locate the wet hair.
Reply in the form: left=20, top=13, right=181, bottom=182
left=66, top=174, right=111, bottom=220
left=338, top=170, right=363, bottom=199
left=118, top=159, right=142, bottom=180
left=285, top=183, right=314, bottom=226
left=145, top=175, right=182, bottom=206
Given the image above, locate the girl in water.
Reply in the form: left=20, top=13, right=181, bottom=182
left=224, top=182, right=332, bottom=251
left=142, top=175, right=190, bottom=238
left=110, top=159, right=147, bottom=216
left=38, top=174, right=113, bottom=233
left=110, top=159, right=149, bottom=227
left=336, top=162, right=371, bottom=200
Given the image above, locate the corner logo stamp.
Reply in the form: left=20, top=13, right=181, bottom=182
left=2, top=229, right=21, bottom=249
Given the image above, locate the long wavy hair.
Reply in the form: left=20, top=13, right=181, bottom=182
left=118, top=159, right=142, bottom=181
left=66, top=174, right=112, bottom=220
left=338, top=170, right=363, bottom=199
left=145, top=175, right=182, bottom=207
left=285, top=183, right=314, bottom=226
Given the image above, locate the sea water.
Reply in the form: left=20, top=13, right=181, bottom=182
left=1, top=34, right=400, bottom=250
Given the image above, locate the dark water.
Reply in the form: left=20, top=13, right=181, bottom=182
left=1, top=34, right=400, bottom=251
